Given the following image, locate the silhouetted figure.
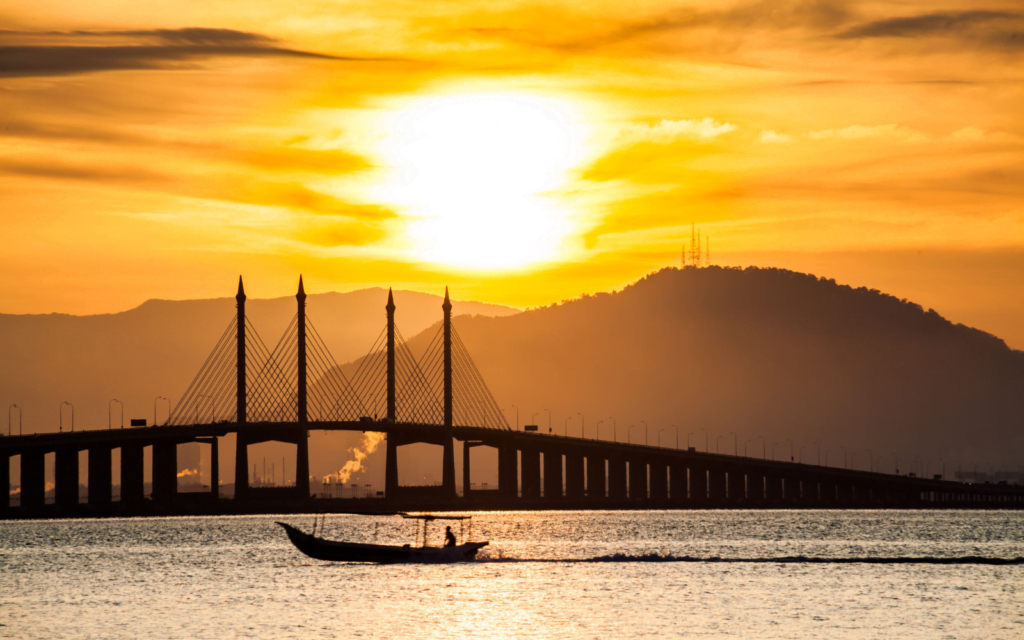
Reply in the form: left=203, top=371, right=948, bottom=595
left=444, top=526, right=456, bottom=547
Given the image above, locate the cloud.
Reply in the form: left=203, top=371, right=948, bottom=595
left=759, top=130, right=792, bottom=144
left=836, top=10, right=1024, bottom=50
left=618, top=118, right=737, bottom=144
left=0, top=27, right=397, bottom=78
left=806, top=124, right=928, bottom=142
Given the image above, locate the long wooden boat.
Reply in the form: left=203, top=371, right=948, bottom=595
left=277, top=521, right=489, bottom=564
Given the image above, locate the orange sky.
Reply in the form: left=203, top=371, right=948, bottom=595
left=2, top=1, right=1023, bottom=347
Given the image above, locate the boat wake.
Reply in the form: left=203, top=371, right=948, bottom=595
left=475, top=554, right=1024, bottom=565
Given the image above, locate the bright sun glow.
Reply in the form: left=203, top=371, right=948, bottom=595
left=374, top=92, right=589, bottom=270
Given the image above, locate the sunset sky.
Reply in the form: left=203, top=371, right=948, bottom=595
left=2, top=1, right=1022, bottom=347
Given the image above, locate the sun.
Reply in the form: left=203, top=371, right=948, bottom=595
left=373, top=92, right=589, bottom=270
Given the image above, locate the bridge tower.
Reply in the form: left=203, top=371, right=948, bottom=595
left=384, top=289, right=399, bottom=497
left=233, top=277, right=249, bottom=500
left=294, top=276, right=311, bottom=498
left=442, top=288, right=456, bottom=498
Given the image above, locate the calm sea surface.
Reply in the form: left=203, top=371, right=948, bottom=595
left=2, top=510, right=1022, bottom=639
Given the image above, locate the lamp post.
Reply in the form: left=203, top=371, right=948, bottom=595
left=609, top=417, right=617, bottom=443
left=658, top=429, right=665, bottom=448
left=701, top=428, right=708, bottom=453
left=8, top=404, right=20, bottom=437
left=532, top=412, right=539, bottom=427
left=564, top=417, right=571, bottom=437
left=109, top=399, right=123, bottom=430
left=687, top=432, right=694, bottom=449
left=578, top=413, right=585, bottom=439
left=628, top=424, right=635, bottom=444
left=730, top=432, right=737, bottom=456
left=641, top=421, right=648, bottom=446
left=596, top=420, right=604, bottom=441
left=60, top=401, right=74, bottom=433
left=155, top=396, right=169, bottom=426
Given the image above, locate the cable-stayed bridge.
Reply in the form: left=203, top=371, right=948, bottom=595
left=2, top=278, right=1022, bottom=518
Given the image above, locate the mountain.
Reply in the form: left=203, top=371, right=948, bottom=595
left=410, top=267, right=1023, bottom=479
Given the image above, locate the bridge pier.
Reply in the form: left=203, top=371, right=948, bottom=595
left=650, top=460, right=668, bottom=501
left=499, top=443, right=517, bottom=499
left=608, top=457, right=627, bottom=500
left=521, top=447, right=541, bottom=498
left=1, top=455, right=8, bottom=510
left=690, top=466, right=708, bottom=502
left=88, top=446, right=112, bottom=506
left=587, top=453, right=606, bottom=499
left=20, top=450, right=45, bottom=509
left=196, top=437, right=219, bottom=499
left=565, top=452, right=584, bottom=499
left=121, top=444, right=145, bottom=506
left=669, top=461, right=686, bottom=501
left=543, top=450, right=562, bottom=499
left=385, top=436, right=399, bottom=498
left=709, top=467, right=726, bottom=503
left=628, top=459, right=647, bottom=500
left=55, top=448, right=80, bottom=508
left=442, top=435, right=456, bottom=499
left=152, top=441, right=177, bottom=505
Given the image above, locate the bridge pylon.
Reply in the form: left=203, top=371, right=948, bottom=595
left=233, top=276, right=249, bottom=500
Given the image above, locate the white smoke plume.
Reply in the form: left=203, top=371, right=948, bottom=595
left=323, top=432, right=385, bottom=484
left=176, top=468, right=199, bottom=479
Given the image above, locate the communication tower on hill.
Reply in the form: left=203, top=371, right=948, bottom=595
left=682, top=224, right=711, bottom=268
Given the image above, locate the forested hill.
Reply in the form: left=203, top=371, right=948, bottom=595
left=413, top=267, right=1022, bottom=471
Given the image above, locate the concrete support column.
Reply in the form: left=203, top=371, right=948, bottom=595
left=499, top=443, right=517, bottom=499
left=565, top=453, right=584, bottom=500
left=55, top=448, right=80, bottom=507
left=152, top=441, right=177, bottom=505
left=121, top=444, right=145, bottom=506
left=442, top=436, right=456, bottom=499
left=88, top=446, right=112, bottom=505
left=20, top=450, right=45, bottom=509
left=587, top=454, right=606, bottom=499
left=295, top=428, right=311, bottom=499
left=543, top=450, right=562, bottom=499
left=462, top=441, right=472, bottom=497
left=521, top=447, right=540, bottom=499
left=384, top=435, right=399, bottom=498
left=628, top=459, right=647, bottom=500
left=726, top=469, right=743, bottom=502
left=649, top=460, right=668, bottom=501
left=608, top=457, right=627, bottom=500
left=766, top=475, right=783, bottom=503
left=669, top=462, right=686, bottom=501
left=690, top=466, right=708, bottom=502
left=0, top=455, right=8, bottom=510
left=234, top=432, right=249, bottom=500
left=709, top=467, right=727, bottom=503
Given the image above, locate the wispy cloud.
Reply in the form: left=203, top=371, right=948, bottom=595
left=836, top=10, right=1024, bottom=50
left=618, top=118, right=737, bottom=144
left=759, top=130, right=792, bottom=144
left=0, top=27, right=397, bottom=78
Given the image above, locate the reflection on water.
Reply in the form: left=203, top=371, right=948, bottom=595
left=2, top=510, right=1022, bottom=639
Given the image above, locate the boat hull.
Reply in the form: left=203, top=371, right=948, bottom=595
left=277, top=522, right=488, bottom=564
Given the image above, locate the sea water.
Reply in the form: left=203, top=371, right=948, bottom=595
left=2, top=510, right=1022, bottom=639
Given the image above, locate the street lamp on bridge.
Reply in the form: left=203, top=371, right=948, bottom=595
left=716, top=434, right=724, bottom=454
left=596, top=420, right=603, bottom=441
left=109, top=399, right=123, bottom=430
left=564, top=417, right=571, bottom=437
left=8, top=404, right=20, bottom=437
left=687, top=432, right=694, bottom=449
left=60, top=401, right=74, bottom=433
left=155, top=396, right=169, bottom=426
left=609, top=417, right=617, bottom=443
left=628, top=424, right=635, bottom=444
